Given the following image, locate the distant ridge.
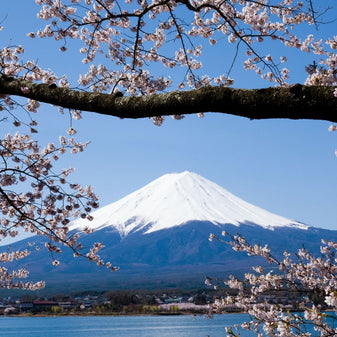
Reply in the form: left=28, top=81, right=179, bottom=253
left=71, top=171, right=307, bottom=236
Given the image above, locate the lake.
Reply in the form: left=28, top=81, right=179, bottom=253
left=0, top=314, right=257, bottom=337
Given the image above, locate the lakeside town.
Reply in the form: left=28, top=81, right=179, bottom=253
left=0, top=289, right=322, bottom=316
left=0, top=291, right=211, bottom=316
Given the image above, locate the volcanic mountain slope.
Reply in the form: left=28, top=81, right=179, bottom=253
left=5, top=171, right=337, bottom=293
left=71, top=171, right=307, bottom=235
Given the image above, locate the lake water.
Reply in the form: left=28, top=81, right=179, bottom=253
left=0, top=314, right=257, bottom=337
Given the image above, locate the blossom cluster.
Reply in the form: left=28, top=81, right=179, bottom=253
left=208, top=232, right=337, bottom=336
left=31, top=0, right=336, bottom=94
left=0, top=126, right=118, bottom=289
left=305, top=43, right=337, bottom=88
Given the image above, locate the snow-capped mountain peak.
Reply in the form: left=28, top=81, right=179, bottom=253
left=71, top=171, right=307, bottom=236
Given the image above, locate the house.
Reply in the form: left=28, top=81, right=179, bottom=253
left=32, top=300, right=58, bottom=311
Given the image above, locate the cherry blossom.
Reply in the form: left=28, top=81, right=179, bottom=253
left=28, top=0, right=336, bottom=98
left=208, top=232, right=337, bottom=336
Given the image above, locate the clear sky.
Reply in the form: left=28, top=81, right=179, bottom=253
left=2, top=1, right=337, bottom=230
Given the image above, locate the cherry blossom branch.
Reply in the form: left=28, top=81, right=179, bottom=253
left=208, top=233, right=337, bottom=336
left=0, top=75, right=336, bottom=122
left=0, top=125, right=118, bottom=289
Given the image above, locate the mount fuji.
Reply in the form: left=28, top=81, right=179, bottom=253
left=71, top=171, right=307, bottom=235
left=5, top=172, right=337, bottom=293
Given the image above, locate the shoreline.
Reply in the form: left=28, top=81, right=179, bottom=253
left=2, top=310, right=242, bottom=318
left=3, top=311, right=205, bottom=318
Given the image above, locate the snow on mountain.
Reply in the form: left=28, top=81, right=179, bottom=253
left=71, top=171, right=307, bottom=236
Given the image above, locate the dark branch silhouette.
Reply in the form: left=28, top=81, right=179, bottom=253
left=1, top=75, right=336, bottom=122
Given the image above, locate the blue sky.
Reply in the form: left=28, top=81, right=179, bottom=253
left=2, top=2, right=337, bottom=230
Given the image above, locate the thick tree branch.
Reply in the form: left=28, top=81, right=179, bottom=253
left=0, top=75, right=336, bottom=122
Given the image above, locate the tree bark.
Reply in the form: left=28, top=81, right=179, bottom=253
left=1, top=74, right=336, bottom=122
